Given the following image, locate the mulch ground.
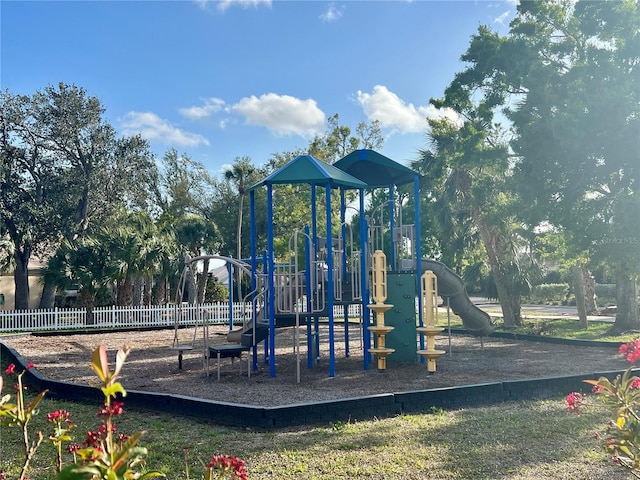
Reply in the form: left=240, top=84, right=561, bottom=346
left=1, top=325, right=629, bottom=407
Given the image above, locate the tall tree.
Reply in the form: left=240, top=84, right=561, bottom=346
left=0, top=83, right=156, bottom=309
left=175, top=215, right=219, bottom=303
left=308, top=113, right=383, bottom=163
left=429, top=0, right=639, bottom=329
left=43, top=236, right=115, bottom=324
left=505, top=0, right=638, bottom=331
left=154, top=148, right=210, bottom=218
left=153, top=149, right=218, bottom=302
left=414, top=114, right=535, bottom=326
left=223, top=156, right=256, bottom=302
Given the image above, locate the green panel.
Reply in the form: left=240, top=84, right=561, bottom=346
left=383, top=272, right=417, bottom=362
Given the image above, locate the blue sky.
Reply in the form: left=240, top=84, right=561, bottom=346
left=2, top=0, right=516, bottom=177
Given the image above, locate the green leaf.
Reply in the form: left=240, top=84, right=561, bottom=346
left=92, top=345, right=110, bottom=384
left=139, top=472, right=166, bottom=479
left=102, top=382, right=127, bottom=399
left=56, top=464, right=101, bottom=480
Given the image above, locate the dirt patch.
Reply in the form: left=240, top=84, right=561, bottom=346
left=2, top=325, right=628, bottom=407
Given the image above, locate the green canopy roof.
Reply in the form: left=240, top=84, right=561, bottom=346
left=249, top=154, right=367, bottom=191
left=334, top=149, right=419, bottom=187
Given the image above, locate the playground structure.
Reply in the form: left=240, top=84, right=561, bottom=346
left=417, top=270, right=446, bottom=373
left=175, top=149, right=493, bottom=380
left=367, top=250, right=395, bottom=371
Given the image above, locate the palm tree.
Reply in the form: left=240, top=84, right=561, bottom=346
left=175, top=215, right=219, bottom=303
left=413, top=116, right=531, bottom=327
left=43, top=237, right=115, bottom=324
left=223, top=157, right=255, bottom=301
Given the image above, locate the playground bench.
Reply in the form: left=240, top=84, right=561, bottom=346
left=207, top=344, right=251, bottom=381
left=169, top=344, right=193, bottom=370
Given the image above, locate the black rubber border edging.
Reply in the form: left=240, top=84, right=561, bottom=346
left=0, top=336, right=631, bottom=430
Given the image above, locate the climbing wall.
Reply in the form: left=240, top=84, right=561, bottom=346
left=384, top=272, right=417, bottom=361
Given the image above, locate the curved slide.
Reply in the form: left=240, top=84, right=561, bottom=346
left=420, top=259, right=494, bottom=337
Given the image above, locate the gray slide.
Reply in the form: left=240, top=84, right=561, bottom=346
left=420, top=259, right=493, bottom=337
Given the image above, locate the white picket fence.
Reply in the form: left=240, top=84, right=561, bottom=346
left=0, top=303, right=362, bottom=333
left=0, top=303, right=239, bottom=333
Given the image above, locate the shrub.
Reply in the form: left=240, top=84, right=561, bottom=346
left=567, top=339, right=640, bottom=475
left=595, top=284, right=617, bottom=306
left=528, top=283, right=570, bottom=304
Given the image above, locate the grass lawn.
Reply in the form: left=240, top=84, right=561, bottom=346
left=436, top=308, right=638, bottom=343
left=2, top=313, right=636, bottom=479
left=0, top=394, right=627, bottom=479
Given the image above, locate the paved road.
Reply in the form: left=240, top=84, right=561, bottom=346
left=470, top=297, right=616, bottom=323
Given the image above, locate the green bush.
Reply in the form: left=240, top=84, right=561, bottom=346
left=528, top=283, right=570, bottom=304
left=596, top=284, right=617, bottom=305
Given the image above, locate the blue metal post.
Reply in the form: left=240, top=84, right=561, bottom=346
left=311, top=185, right=318, bottom=252
left=359, top=189, right=370, bottom=369
left=340, top=188, right=349, bottom=357
left=388, top=185, right=395, bottom=270
left=267, top=184, right=276, bottom=377
left=262, top=251, right=268, bottom=364
left=250, top=190, right=258, bottom=371
left=304, top=225, right=314, bottom=369
left=325, top=183, right=335, bottom=377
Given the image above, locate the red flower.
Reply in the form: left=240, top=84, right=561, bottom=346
left=206, top=454, right=248, bottom=480
left=631, top=377, right=640, bottom=389
left=4, top=364, right=15, bottom=375
left=27, top=362, right=35, bottom=369
left=67, top=443, right=82, bottom=453
left=47, top=410, right=72, bottom=424
left=567, top=392, right=585, bottom=414
left=620, top=339, right=640, bottom=363
left=98, top=401, right=125, bottom=417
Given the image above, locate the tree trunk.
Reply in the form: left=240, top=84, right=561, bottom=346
left=572, top=265, right=588, bottom=329
left=583, top=269, right=598, bottom=315
left=197, top=258, right=210, bottom=303
left=80, top=289, right=95, bottom=325
left=143, top=274, right=152, bottom=306
left=132, top=277, right=143, bottom=306
left=13, top=250, right=30, bottom=310
left=476, top=220, right=521, bottom=327
left=187, top=269, right=197, bottom=305
left=117, top=276, right=133, bottom=306
left=39, top=280, right=57, bottom=309
left=609, top=270, right=639, bottom=334
left=152, top=276, right=165, bottom=305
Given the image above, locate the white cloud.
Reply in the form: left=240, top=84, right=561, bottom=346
left=180, top=97, right=226, bottom=119
left=230, top=93, right=325, bottom=137
left=356, top=85, right=461, bottom=134
left=196, top=0, right=272, bottom=13
left=120, top=112, right=210, bottom=147
left=320, top=3, right=345, bottom=22
left=494, top=10, right=511, bottom=26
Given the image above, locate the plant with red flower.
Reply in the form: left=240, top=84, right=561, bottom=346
left=0, top=361, right=47, bottom=480
left=566, top=392, right=586, bottom=414
left=568, top=338, right=640, bottom=475
left=57, top=345, right=165, bottom=480
left=204, top=454, right=248, bottom=480
left=47, top=409, right=75, bottom=473
left=3, top=347, right=248, bottom=479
